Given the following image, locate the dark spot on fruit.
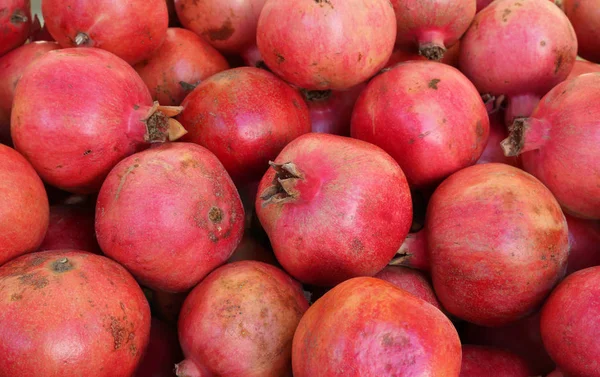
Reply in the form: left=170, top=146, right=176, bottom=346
left=30, top=256, right=47, bottom=266
left=351, top=238, right=364, bottom=254
left=179, top=81, right=198, bottom=92
left=292, top=99, right=300, bottom=109
left=129, top=341, right=138, bottom=356
left=314, top=0, right=334, bottom=8
left=181, top=158, right=199, bottom=169
left=83, top=149, right=92, bottom=156
left=107, top=316, right=127, bottom=350
left=540, top=40, right=546, bottom=47
left=476, top=121, right=484, bottom=138
left=358, top=53, right=363, bottom=62
left=209, top=207, right=224, bottom=223
left=418, top=131, right=432, bottom=139
left=133, top=104, right=140, bottom=110
left=428, top=78, right=441, bottom=89
left=51, top=258, right=74, bottom=273
left=209, top=232, right=218, bottom=242
left=408, top=138, right=416, bottom=144
left=502, top=9, right=511, bottom=22
left=10, top=293, right=23, bottom=301
left=19, top=273, right=49, bottom=290
left=10, top=9, right=28, bottom=24
left=275, top=52, right=285, bottom=64
left=555, top=54, right=563, bottom=74
left=205, top=19, right=234, bottom=41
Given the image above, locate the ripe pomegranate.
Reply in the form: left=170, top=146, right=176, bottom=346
left=0, top=41, right=59, bottom=145
left=460, top=0, right=577, bottom=123
left=11, top=48, right=187, bottom=194
left=293, top=277, right=462, bottom=377
left=0, top=250, right=151, bottom=376
left=501, top=73, right=600, bottom=219
left=351, top=60, right=489, bottom=188
left=176, top=261, right=309, bottom=377
left=228, top=234, right=278, bottom=266
left=567, top=59, right=600, bottom=80
left=390, top=0, right=475, bottom=61
left=476, top=111, right=521, bottom=167
left=0, top=145, right=49, bottom=265
left=134, top=28, right=229, bottom=106
left=303, top=84, right=365, bottom=136
left=38, top=203, right=101, bottom=254
left=375, top=266, right=442, bottom=310
left=565, top=214, right=600, bottom=275
left=0, top=0, right=31, bottom=57
left=134, top=318, right=183, bottom=377
left=561, top=0, right=600, bottom=63
left=96, top=142, right=244, bottom=293
left=460, top=345, right=534, bottom=377
left=42, top=0, right=168, bottom=65
left=541, top=266, right=600, bottom=377
left=256, top=133, right=413, bottom=286
left=178, top=67, right=311, bottom=184
left=256, top=0, right=397, bottom=90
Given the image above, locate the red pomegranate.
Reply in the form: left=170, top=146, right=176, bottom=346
left=42, top=0, right=168, bottom=65
left=390, top=0, right=475, bottom=61
left=375, top=266, right=442, bottom=310
left=0, top=250, right=151, bottom=376
left=501, top=73, right=600, bottom=219
left=256, top=0, right=397, bottom=90
left=95, top=142, right=244, bottom=293
left=351, top=60, right=489, bottom=188
left=38, top=203, right=101, bottom=254
left=0, top=145, right=49, bottom=265
left=303, top=84, right=365, bottom=136
left=176, top=261, right=309, bottom=377
left=134, top=318, right=183, bottom=377
left=561, top=0, right=600, bottom=63
left=476, top=111, right=521, bottom=167
left=11, top=48, right=187, bottom=194
left=0, top=0, right=31, bottom=57
left=134, top=28, right=229, bottom=106
left=178, top=67, right=311, bottom=184
left=567, top=59, right=600, bottom=80
left=460, top=345, right=534, bottom=377
left=565, top=214, right=600, bottom=275
left=255, top=133, right=413, bottom=286
left=293, top=277, right=462, bottom=377
left=541, top=266, right=600, bottom=377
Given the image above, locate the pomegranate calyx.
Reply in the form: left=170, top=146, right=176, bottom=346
left=301, top=89, right=333, bottom=102
left=501, top=118, right=528, bottom=157
left=260, top=161, right=303, bottom=207
left=74, top=32, right=91, bottom=46
left=143, top=101, right=188, bottom=143
left=419, top=43, right=446, bottom=61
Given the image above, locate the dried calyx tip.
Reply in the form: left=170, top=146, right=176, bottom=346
left=143, top=101, right=187, bottom=142
left=419, top=44, right=446, bottom=62
left=260, top=161, right=302, bottom=207
left=501, top=118, right=527, bottom=157
left=301, top=89, right=333, bottom=102
left=74, top=32, right=91, bottom=46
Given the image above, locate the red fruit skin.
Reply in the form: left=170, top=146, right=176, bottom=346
left=567, top=60, right=600, bottom=80
left=293, top=277, right=462, bottom=377
left=0, top=250, right=151, bottom=377
left=547, top=370, right=564, bottom=377
left=228, top=234, right=278, bottom=266
left=0, top=0, right=31, bottom=57
left=177, top=261, right=309, bottom=377
left=0, top=145, right=49, bottom=265
left=38, top=204, right=101, bottom=254
left=565, top=214, right=600, bottom=275
left=178, top=67, right=311, bottom=184
left=375, top=266, right=442, bottom=310
left=541, top=267, right=600, bottom=377
left=351, top=60, right=490, bottom=188
left=174, top=0, right=266, bottom=54
left=476, top=0, right=494, bottom=12
left=476, top=111, right=520, bottom=167
left=427, top=163, right=569, bottom=326
left=0, top=41, right=60, bottom=145
left=562, top=0, right=600, bottom=63
left=460, top=345, right=534, bottom=377
left=95, top=142, right=244, bottom=293
left=134, top=318, right=183, bottom=377
left=134, top=28, right=229, bottom=106
left=255, top=133, right=413, bottom=286
left=304, top=84, right=366, bottom=136
left=42, top=0, right=168, bottom=65
left=256, top=0, right=397, bottom=90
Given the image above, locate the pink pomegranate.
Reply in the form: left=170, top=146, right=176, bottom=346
left=256, top=0, right=397, bottom=90
left=541, top=266, right=600, bottom=377
left=567, top=59, right=600, bottom=80
left=176, top=261, right=309, bottom=377
left=0, top=41, right=60, bottom=144
left=476, top=111, right=521, bottom=167
left=303, top=84, right=366, bottom=136
left=293, top=277, right=462, bottom=377
left=561, top=0, right=600, bottom=63
left=0, top=250, right=151, bottom=376
left=351, top=60, right=490, bottom=188
left=38, top=203, right=101, bottom=254
left=565, top=214, right=600, bottom=275
left=178, top=67, right=311, bottom=184
left=390, top=0, right=475, bottom=61
left=375, top=265, right=442, bottom=310
left=460, top=0, right=577, bottom=123
left=42, top=0, right=168, bottom=65
left=255, top=133, right=413, bottom=286
left=134, top=318, right=183, bottom=377
left=96, top=142, right=244, bottom=293
left=0, top=0, right=31, bottom=57
left=0, top=145, right=49, bottom=265
left=501, top=73, right=600, bottom=219
left=134, top=28, right=229, bottom=106
left=460, top=345, right=534, bottom=377
left=11, top=48, right=187, bottom=194
left=228, top=234, right=278, bottom=266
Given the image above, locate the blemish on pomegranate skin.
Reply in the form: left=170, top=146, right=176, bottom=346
left=428, top=79, right=441, bottom=89
left=314, top=0, right=334, bottom=9
left=209, top=207, right=224, bottom=223
left=18, top=273, right=49, bottom=290
left=205, top=19, right=235, bottom=41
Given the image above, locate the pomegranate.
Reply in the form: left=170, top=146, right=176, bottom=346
left=228, top=234, right=278, bottom=266
left=134, top=318, right=183, bottom=377
left=501, top=73, right=600, bottom=219
left=134, top=28, right=229, bottom=106
left=293, top=277, right=462, bottom=377
left=541, top=266, right=600, bottom=377
left=256, top=0, right=397, bottom=90
left=176, top=261, right=309, bottom=377
left=0, top=0, right=31, bottom=57
left=375, top=265, right=442, bottom=310
left=567, top=59, right=600, bottom=80
left=11, top=48, right=187, bottom=194
left=460, top=345, right=534, bottom=377
left=390, top=0, right=475, bottom=61
left=95, top=142, right=244, bottom=293
left=460, top=0, right=577, bottom=124
left=476, top=111, right=520, bottom=167
left=547, top=371, right=564, bottom=377
left=0, top=41, right=60, bottom=145
left=0, top=250, right=151, bottom=376
left=565, top=214, right=600, bottom=275
left=178, top=67, right=311, bottom=184
left=42, top=0, right=168, bottom=65
left=396, top=163, right=569, bottom=326
left=255, top=133, right=413, bottom=286
left=38, top=203, right=101, bottom=254
left=303, top=84, right=365, bottom=136
left=561, top=0, right=600, bottom=63
left=351, top=60, right=490, bottom=188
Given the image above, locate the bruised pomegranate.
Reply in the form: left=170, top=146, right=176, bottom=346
left=0, top=250, right=151, bottom=376
left=256, top=133, right=413, bottom=286
left=11, top=48, right=186, bottom=194
left=42, top=0, right=168, bottom=65
left=351, top=60, right=489, bottom=188
left=256, top=0, right=397, bottom=90
left=178, top=67, right=311, bottom=183
left=293, top=277, right=461, bottom=377
left=38, top=203, right=101, bottom=254
left=561, top=0, right=600, bottom=63
left=0, top=0, right=31, bottom=57
left=567, top=60, right=600, bottom=80
left=565, top=214, right=600, bottom=275
left=96, top=142, right=244, bottom=293
left=176, top=261, right=308, bottom=377
left=303, top=84, right=365, bottom=136
left=134, top=318, right=183, bottom=377
left=375, top=266, right=442, bottom=310
left=476, top=111, right=520, bottom=167
left=460, top=345, right=534, bottom=377
left=134, top=28, right=229, bottom=106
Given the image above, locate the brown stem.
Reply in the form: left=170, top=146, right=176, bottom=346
left=260, top=162, right=303, bottom=207
left=501, top=117, right=551, bottom=157
left=389, top=229, right=430, bottom=271
left=143, top=101, right=187, bottom=143
left=418, top=31, right=447, bottom=61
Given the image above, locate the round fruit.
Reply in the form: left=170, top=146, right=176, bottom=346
left=561, top=0, right=600, bottom=63
left=460, top=345, right=534, bottom=377
left=38, top=203, right=101, bottom=254
left=375, top=265, right=442, bottom=310
left=0, top=0, right=31, bottom=57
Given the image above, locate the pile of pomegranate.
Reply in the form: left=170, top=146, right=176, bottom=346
left=0, top=0, right=599, bottom=376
